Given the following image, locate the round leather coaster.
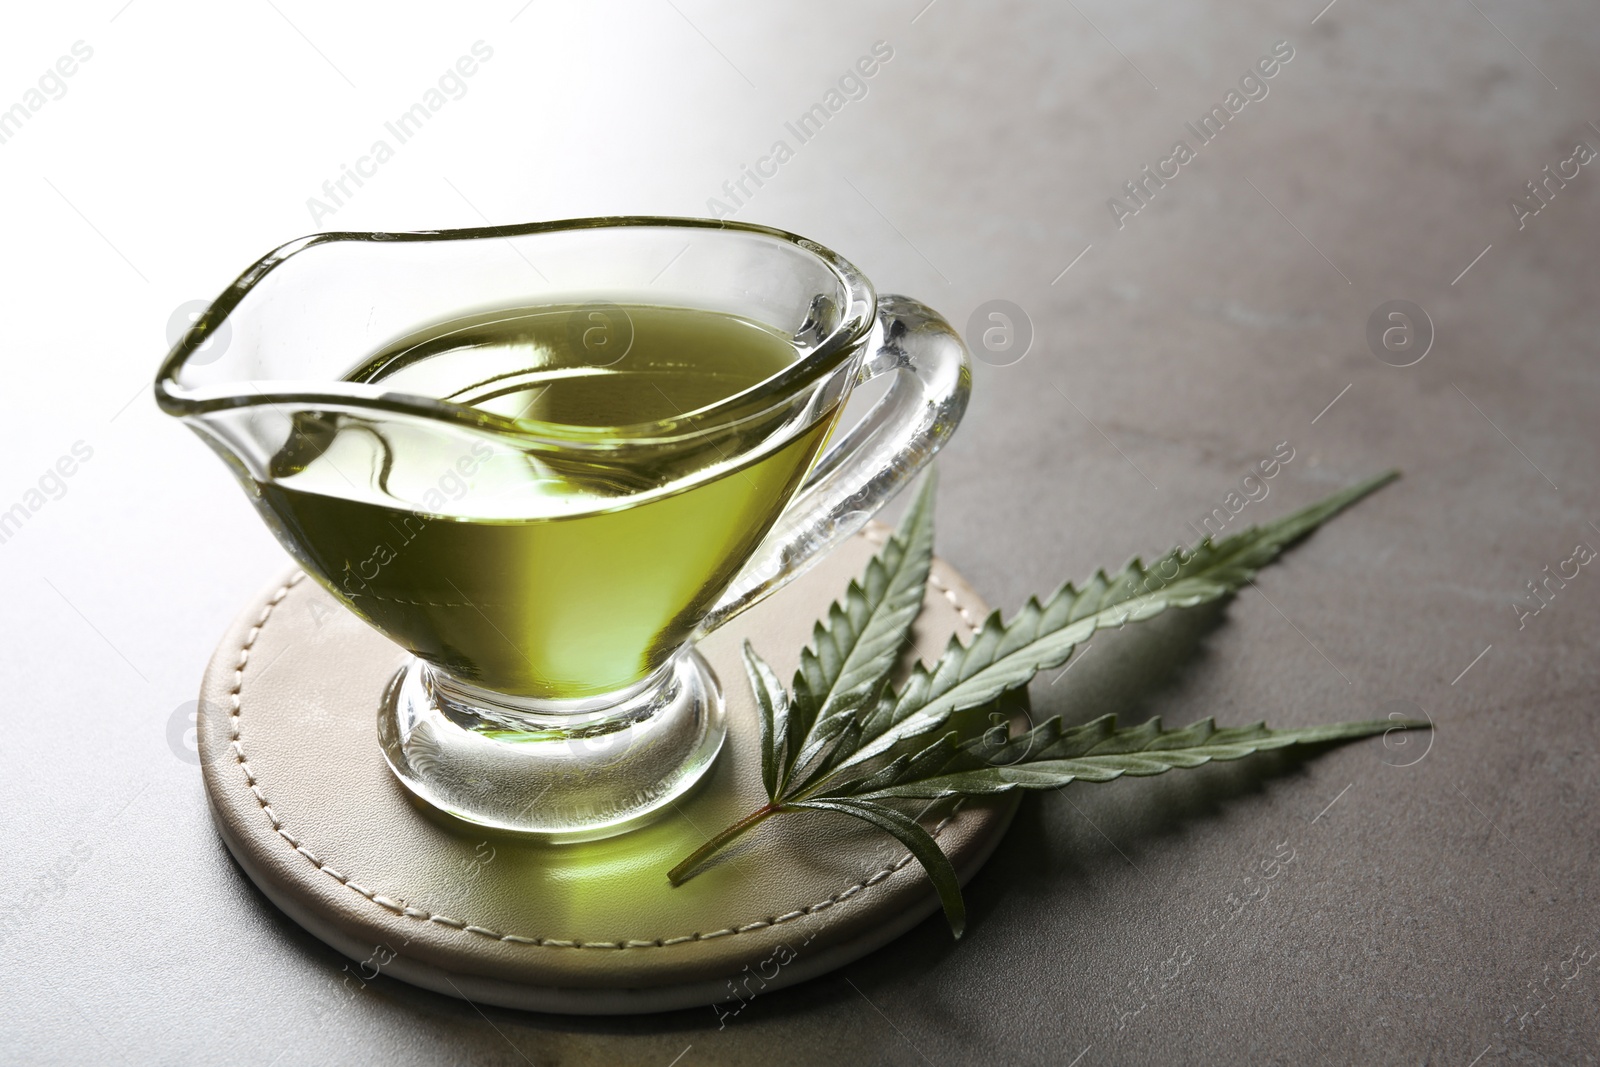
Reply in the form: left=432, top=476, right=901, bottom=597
left=198, top=524, right=1018, bottom=1015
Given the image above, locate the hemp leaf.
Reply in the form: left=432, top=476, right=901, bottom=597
left=668, top=471, right=1428, bottom=938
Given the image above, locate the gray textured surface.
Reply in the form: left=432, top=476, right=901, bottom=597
left=3, top=1, right=1598, bottom=1064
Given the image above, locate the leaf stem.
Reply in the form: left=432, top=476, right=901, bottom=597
left=667, top=803, right=783, bottom=885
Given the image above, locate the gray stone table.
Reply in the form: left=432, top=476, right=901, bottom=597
left=1, top=0, right=1596, bottom=1063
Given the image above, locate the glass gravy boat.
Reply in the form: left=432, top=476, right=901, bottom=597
left=156, top=217, right=970, bottom=840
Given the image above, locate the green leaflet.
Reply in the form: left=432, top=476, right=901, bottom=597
left=784, top=474, right=938, bottom=788
left=807, top=714, right=1416, bottom=934
left=669, top=470, right=1429, bottom=940
left=831, top=470, right=1401, bottom=776
left=746, top=642, right=792, bottom=802
left=838, top=715, right=1423, bottom=800
left=791, top=798, right=966, bottom=938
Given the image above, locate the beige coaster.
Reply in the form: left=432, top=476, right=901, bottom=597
left=198, top=524, right=1018, bottom=1015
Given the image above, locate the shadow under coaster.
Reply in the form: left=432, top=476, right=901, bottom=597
left=198, top=523, right=1017, bottom=1015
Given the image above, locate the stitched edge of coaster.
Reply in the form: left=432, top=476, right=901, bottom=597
left=226, top=546, right=984, bottom=951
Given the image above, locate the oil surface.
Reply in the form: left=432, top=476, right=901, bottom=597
left=255, top=304, right=834, bottom=698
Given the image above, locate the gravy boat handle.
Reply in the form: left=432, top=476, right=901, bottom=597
left=698, top=294, right=971, bottom=635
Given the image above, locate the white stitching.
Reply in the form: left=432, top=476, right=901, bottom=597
left=228, top=546, right=983, bottom=950
left=929, top=571, right=980, bottom=629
